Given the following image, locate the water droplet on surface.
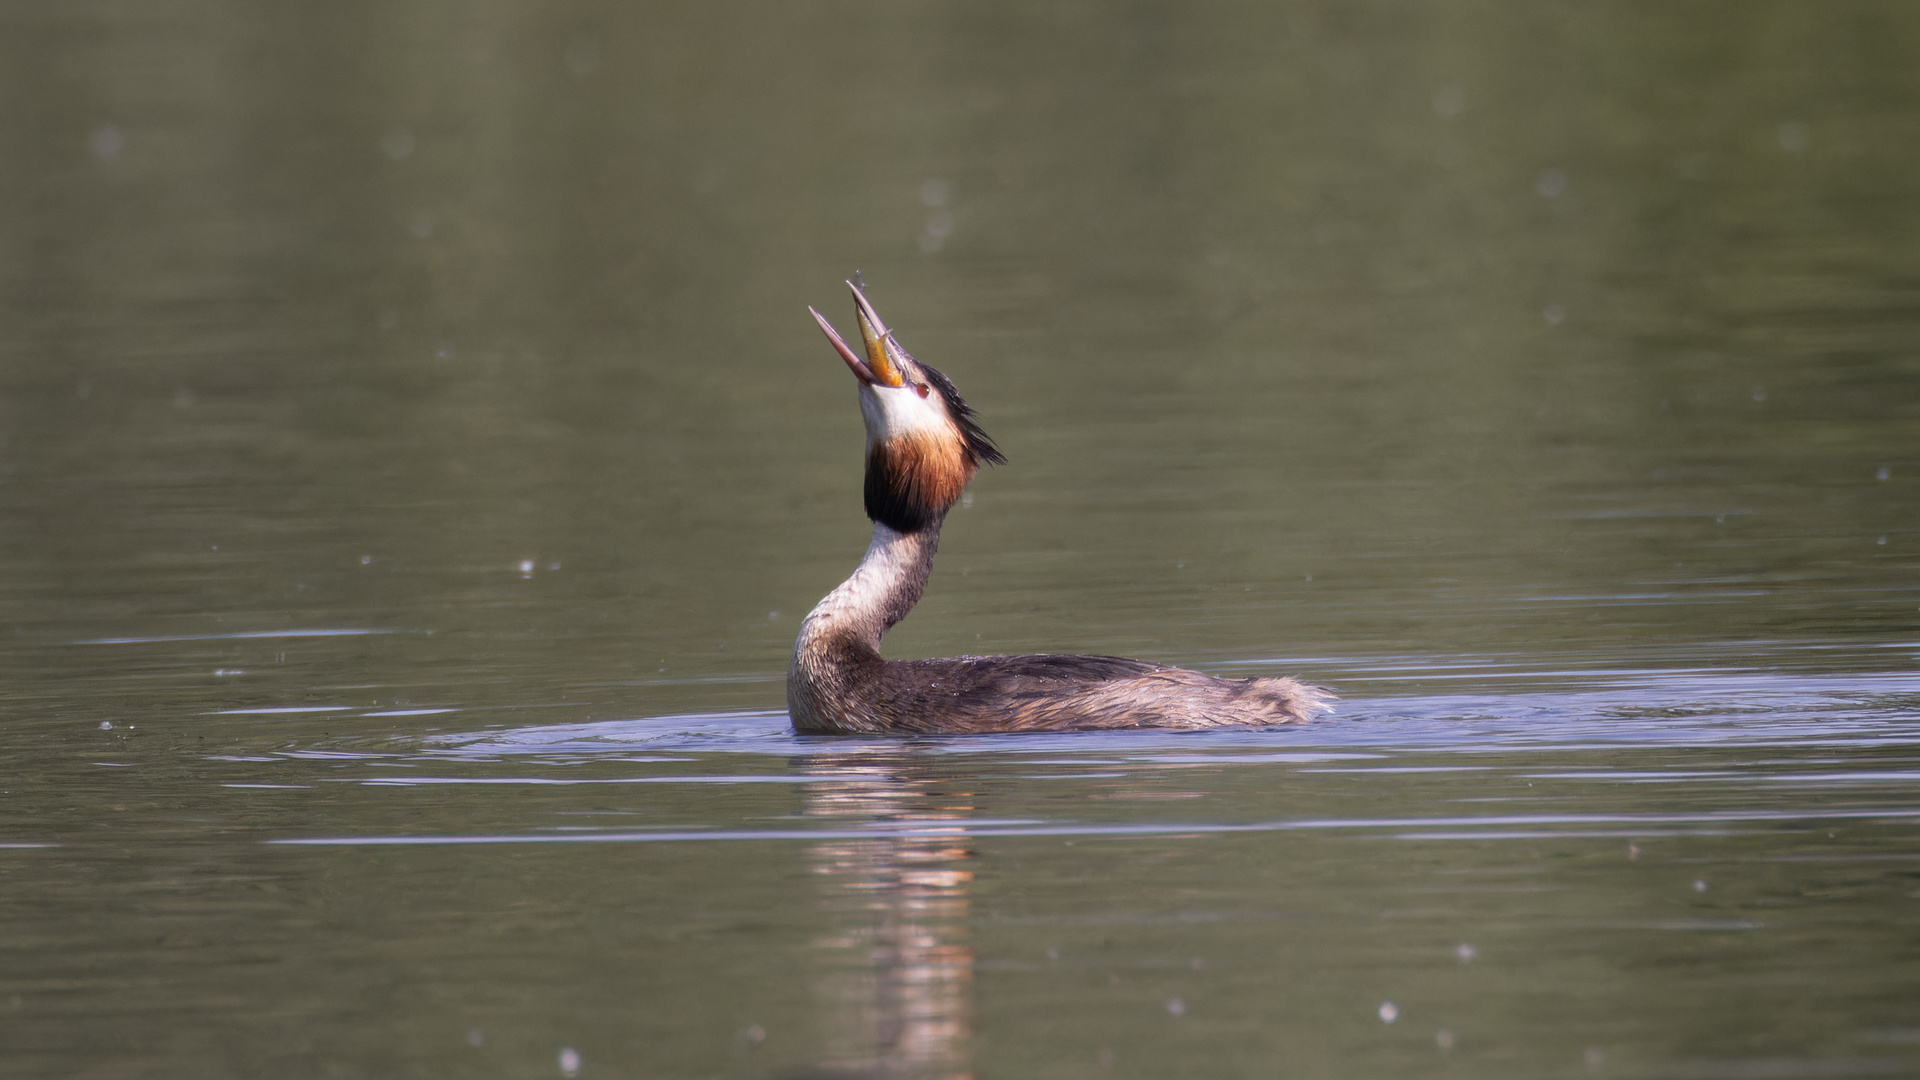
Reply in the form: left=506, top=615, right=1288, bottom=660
left=1436, top=1028, right=1455, bottom=1050
left=1877, top=466, right=1890, bottom=480
left=1455, top=943, right=1476, bottom=962
left=918, top=210, right=954, bottom=253
left=558, top=1046, right=581, bottom=1076
left=519, top=560, right=536, bottom=575
left=1693, top=878, right=1708, bottom=893
left=1536, top=168, right=1567, bottom=197
left=466, top=1028, right=484, bottom=1048
left=1877, top=536, right=1887, bottom=545
left=381, top=128, right=415, bottom=160
left=89, top=124, right=123, bottom=159
left=99, top=721, right=113, bottom=730
left=1379, top=1001, right=1399, bottom=1023
left=1543, top=304, right=1565, bottom=325
left=1165, top=997, right=1186, bottom=1017
left=919, top=178, right=950, bottom=207
left=745, top=1024, right=766, bottom=1043
left=359, top=555, right=372, bottom=565
left=767, top=611, right=779, bottom=620
left=564, top=38, right=600, bottom=76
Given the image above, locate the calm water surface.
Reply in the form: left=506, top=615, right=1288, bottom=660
left=3, top=1, right=1918, bottom=1077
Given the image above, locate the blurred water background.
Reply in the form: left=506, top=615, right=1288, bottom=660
left=3, top=1, right=1918, bottom=1077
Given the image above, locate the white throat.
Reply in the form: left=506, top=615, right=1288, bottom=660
left=859, top=381, right=953, bottom=447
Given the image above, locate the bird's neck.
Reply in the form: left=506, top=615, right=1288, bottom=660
left=794, top=521, right=942, bottom=666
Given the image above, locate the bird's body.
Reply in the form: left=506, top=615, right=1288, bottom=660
left=788, top=280, right=1330, bottom=735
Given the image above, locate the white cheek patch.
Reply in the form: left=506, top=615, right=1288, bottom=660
left=860, top=384, right=954, bottom=445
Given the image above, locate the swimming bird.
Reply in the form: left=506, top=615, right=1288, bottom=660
left=788, top=279, right=1331, bottom=735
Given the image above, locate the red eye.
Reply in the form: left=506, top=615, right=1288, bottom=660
left=914, top=383, right=930, bottom=399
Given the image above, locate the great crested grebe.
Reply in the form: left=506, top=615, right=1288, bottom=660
left=788, top=279, right=1331, bottom=735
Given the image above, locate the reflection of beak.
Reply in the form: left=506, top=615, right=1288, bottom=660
left=809, top=280, right=905, bottom=388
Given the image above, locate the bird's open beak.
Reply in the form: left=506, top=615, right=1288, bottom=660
left=809, top=280, right=905, bottom=388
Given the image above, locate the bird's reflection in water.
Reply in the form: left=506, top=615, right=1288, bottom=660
left=792, top=748, right=976, bottom=1080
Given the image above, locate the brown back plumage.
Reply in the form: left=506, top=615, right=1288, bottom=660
left=792, top=647, right=1331, bottom=735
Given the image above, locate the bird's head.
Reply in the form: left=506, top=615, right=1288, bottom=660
left=809, top=278, right=1004, bottom=533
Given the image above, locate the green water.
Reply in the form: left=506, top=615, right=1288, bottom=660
left=3, top=1, right=1918, bottom=1077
